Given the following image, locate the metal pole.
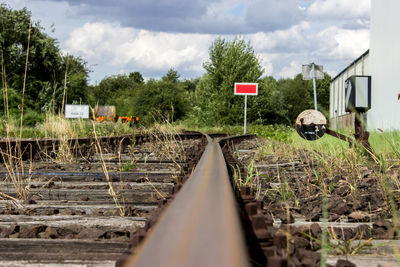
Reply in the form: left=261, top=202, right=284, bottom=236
left=244, top=95, right=247, bottom=134
left=312, top=63, right=318, bottom=110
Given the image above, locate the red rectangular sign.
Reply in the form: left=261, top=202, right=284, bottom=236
left=234, top=83, right=258, bottom=95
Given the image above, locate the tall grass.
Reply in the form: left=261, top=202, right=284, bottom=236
left=92, top=120, right=126, bottom=217
left=19, top=20, right=32, bottom=139
left=0, top=114, right=136, bottom=139
left=143, top=122, right=187, bottom=184
left=0, top=20, right=33, bottom=201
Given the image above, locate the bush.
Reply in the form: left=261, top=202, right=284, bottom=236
left=22, top=110, right=46, bottom=127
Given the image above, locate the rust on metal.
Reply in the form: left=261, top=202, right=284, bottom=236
left=325, top=128, right=352, bottom=143
left=123, top=135, right=250, bottom=267
left=295, top=109, right=327, bottom=140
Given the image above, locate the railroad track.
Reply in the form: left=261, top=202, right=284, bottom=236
left=0, top=132, right=205, bottom=266
left=0, top=132, right=392, bottom=266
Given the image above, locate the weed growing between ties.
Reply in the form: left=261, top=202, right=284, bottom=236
left=180, top=122, right=293, bottom=142
left=92, top=120, right=126, bottom=217
left=232, top=158, right=262, bottom=200
left=0, top=112, right=35, bottom=201
left=0, top=140, right=33, bottom=201
left=143, top=122, right=187, bottom=182
left=40, top=114, right=77, bottom=163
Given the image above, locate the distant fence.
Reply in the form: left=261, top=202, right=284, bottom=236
left=94, top=106, right=115, bottom=117
left=329, top=113, right=355, bottom=130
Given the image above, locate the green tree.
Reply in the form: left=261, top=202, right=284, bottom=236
left=162, top=68, right=180, bottom=83
left=248, top=76, right=289, bottom=124
left=129, top=71, right=144, bottom=84
left=133, top=71, right=188, bottom=123
left=279, top=72, right=331, bottom=123
left=190, top=37, right=264, bottom=126
left=315, top=73, right=331, bottom=116
left=0, top=4, right=89, bottom=117
left=181, top=78, right=199, bottom=92
left=38, top=55, right=89, bottom=113
left=88, top=73, right=145, bottom=116
left=90, top=74, right=130, bottom=105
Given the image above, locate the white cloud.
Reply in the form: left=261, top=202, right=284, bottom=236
left=64, top=22, right=138, bottom=59
left=257, top=53, right=275, bottom=75
left=205, top=0, right=243, bottom=19
left=63, top=20, right=370, bottom=82
left=250, top=22, right=311, bottom=53
left=277, top=60, right=302, bottom=78
left=127, top=31, right=212, bottom=70
left=325, top=69, right=338, bottom=78
left=64, top=22, right=213, bottom=72
left=2, top=0, right=375, bottom=85
left=307, top=0, right=370, bottom=20
left=57, top=0, right=369, bottom=80
left=316, top=26, right=369, bottom=60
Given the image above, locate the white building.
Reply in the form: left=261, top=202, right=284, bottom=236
left=329, top=0, right=400, bottom=131
left=329, top=50, right=369, bottom=129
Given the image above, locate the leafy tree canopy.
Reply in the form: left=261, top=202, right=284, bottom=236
left=129, top=71, right=144, bottom=84
left=190, top=37, right=264, bottom=125
left=133, top=70, right=188, bottom=123
left=279, top=73, right=331, bottom=123
left=0, top=4, right=89, bottom=116
left=162, top=68, right=180, bottom=83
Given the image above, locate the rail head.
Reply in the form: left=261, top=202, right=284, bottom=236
left=122, top=134, right=250, bottom=267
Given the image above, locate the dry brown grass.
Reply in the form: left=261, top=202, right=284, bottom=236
left=92, top=120, right=126, bottom=216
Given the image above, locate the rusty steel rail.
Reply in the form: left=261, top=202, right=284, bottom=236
left=0, top=132, right=209, bottom=162
left=122, top=134, right=250, bottom=267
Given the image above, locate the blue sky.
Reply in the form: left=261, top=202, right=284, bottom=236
left=3, top=0, right=370, bottom=84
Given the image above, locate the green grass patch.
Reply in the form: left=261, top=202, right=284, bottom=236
left=289, top=129, right=353, bottom=159
left=274, top=126, right=399, bottom=161
left=179, top=122, right=293, bottom=142
left=369, top=130, right=400, bottom=158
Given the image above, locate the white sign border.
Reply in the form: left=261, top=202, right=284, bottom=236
left=65, top=104, right=90, bottom=119
left=234, top=82, right=258, bottom=96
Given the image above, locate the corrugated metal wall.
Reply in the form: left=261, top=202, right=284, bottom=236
left=329, top=51, right=369, bottom=130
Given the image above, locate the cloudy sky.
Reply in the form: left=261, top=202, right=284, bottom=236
left=4, top=0, right=370, bottom=84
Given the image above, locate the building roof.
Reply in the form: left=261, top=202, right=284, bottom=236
left=331, top=49, right=370, bottom=82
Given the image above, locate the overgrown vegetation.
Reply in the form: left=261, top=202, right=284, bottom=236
left=252, top=125, right=400, bottom=225
left=231, top=125, right=400, bottom=263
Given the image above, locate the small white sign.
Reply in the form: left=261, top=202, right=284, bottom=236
left=302, top=64, right=324, bottom=80
left=65, top=104, right=89, bottom=119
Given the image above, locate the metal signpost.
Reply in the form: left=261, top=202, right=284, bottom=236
left=234, top=83, right=258, bottom=134
left=302, top=63, right=324, bottom=110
